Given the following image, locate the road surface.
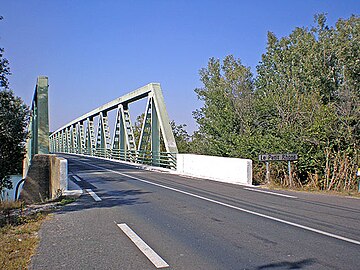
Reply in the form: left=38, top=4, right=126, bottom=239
left=31, top=154, right=360, bottom=269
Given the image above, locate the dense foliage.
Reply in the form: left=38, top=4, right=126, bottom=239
left=170, top=121, right=191, bottom=153
left=191, top=15, right=359, bottom=191
left=0, top=20, right=30, bottom=193
left=133, top=113, right=191, bottom=153
left=0, top=89, right=30, bottom=191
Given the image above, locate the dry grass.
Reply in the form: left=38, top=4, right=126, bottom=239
left=0, top=197, right=75, bottom=269
left=0, top=211, right=49, bottom=270
left=0, top=201, right=23, bottom=211
left=0, top=201, right=24, bottom=227
left=259, top=182, right=360, bottom=198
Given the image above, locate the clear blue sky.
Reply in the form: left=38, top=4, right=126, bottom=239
left=1, top=1, right=359, bottom=133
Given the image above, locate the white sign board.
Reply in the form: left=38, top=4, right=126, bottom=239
left=259, top=153, right=298, bottom=162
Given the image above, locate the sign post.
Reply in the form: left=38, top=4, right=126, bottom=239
left=288, top=160, right=292, bottom=187
left=259, top=153, right=298, bottom=185
left=357, top=168, right=360, bottom=192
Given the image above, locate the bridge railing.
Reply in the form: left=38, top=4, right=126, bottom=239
left=62, top=147, right=177, bottom=169
left=135, top=150, right=177, bottom=169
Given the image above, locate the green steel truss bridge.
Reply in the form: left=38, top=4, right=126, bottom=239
left=26, top=76, right=179, bottom=171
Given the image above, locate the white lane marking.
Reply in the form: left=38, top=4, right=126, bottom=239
left=75, top=159, right=360, bottom=246
left=244, top=187, right=297, bottom=199
left=85, top=189, right=102, bottom=202
left=87, top=172, right=105, bottom=175
left=72, top=175, right=82, bottom=182
left=117, top=223, right=169, bottom=269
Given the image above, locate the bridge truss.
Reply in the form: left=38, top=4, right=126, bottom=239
left=49, top=83, right=178, bottom=169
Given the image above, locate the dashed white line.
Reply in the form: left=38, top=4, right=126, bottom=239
left=117, top=223, right=169, bottom=269
left=85, top=189, right=102, bottom=202
left=72, top=175, right=82, bottom=182
left=244, top=187, right=297, bottom=198
left=75, top=159, right=360, bottom=246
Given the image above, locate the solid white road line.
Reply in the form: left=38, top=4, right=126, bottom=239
left=244, top=187, right=297, bottom=199
left=85, top=189, right=102, bottom=202
left=117, top=223, right=169, bottom=269
left=75, top=159, right=360, bottom=246
left=72, top=175, right=82, bottom=182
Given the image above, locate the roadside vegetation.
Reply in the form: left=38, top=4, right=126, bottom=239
left=0, top=16, right=30, bottom=195
left=0, top=197, right=75, bottom=269
left=0, top=201, right=45, bottom=270
left=172, top=14, right=359, bottom=192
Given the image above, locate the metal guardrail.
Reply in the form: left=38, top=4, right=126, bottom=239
left=60, top=148, right=177, bottom=170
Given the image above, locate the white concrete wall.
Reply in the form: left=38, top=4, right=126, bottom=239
left=49, top=156, right=68, bottom=198
left=176, top=154, right=252, bottom=185
left=59, top=158, right=68, bottom=192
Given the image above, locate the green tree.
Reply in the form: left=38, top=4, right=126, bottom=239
left=255, top=14, right=359, bottom=189
left=170, top=120, right=191, bottom=153
left=192, top=55, right=254, bottom=157
left=0, top=90, right=30, bottom=191
left=0, top=19, right=30, bottom=193
left=0, top=48, right=10, bottom=89
left=133, top=113, right=144, bottom=145
left=0, top=17, right=10, bottom=90
left=133, top=113, right=191, bottom=153
left=193, top=14, right=359, bottom=190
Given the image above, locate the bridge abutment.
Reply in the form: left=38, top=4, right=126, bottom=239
left=20, top=154, right=67, bottom=204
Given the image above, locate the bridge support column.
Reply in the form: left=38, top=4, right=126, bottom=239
left=23, top=76, right=49, bottom=177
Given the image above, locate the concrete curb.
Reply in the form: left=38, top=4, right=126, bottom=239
left=62, top=177, right=83, bottom=198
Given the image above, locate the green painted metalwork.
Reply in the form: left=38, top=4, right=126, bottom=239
left=151, top=96, right=160, bottom=166
left=23, top=76, right=50, bottom=176
left=49, top=83, right=178, bottom=169
left=112, top=105, right=126, bottom=152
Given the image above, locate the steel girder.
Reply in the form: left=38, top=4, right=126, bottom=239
left=49, top=83, right=178, bottom=169
left=23, top=76, right=50, bottom=176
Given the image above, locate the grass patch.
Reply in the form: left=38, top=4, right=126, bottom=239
left=0, top=201, right=25, bottom=227
left=0, top=209, right=48, bottom=270
left=0, top=201, right=23, bottom=211
left=0, top=196, right=76, bottom=269
left=259, top=183, right=360, bottom=198
left=58, top=197, right=76, bottom=206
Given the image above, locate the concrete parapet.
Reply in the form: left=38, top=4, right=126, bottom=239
left=176, top=154, right=252, bottom=186
left=20, top=154, right=68, bottom=203
left=49, top=156, right=68, bottom=198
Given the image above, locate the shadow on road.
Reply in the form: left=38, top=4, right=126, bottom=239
left=256, top=258, right=317, bottom=269
left=49, top=155, right=155, bottom=215
left=57, top=188, right=151, bottom=214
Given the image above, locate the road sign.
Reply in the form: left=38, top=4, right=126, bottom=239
left=259, top=153, right=298, bottom=162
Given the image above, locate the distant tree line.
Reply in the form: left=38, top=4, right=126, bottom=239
left=173, top=14, right=359, bottom=191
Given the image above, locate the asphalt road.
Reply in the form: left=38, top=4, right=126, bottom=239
left=31, top=154, right=360, bottom=270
